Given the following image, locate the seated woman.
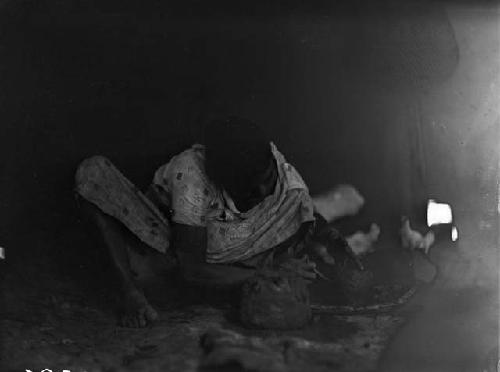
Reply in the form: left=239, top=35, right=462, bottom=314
left=75, top=116, right=363, bottom=327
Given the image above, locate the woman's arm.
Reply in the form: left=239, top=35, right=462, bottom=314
left=311, top=212, right=364, bottom=271
left=312, top=185, right=364, bottom=222
left=172, top=223, right=256, bottom=289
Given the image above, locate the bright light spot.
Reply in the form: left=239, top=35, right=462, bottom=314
left=451, top=226, right=458, bottom=241
left=427, top=199, right=453, bottom=226
left=0, top=247, right=4, bottom=260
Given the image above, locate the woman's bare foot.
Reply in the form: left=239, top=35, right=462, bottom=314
left=120, top=288, right=158, bottom=328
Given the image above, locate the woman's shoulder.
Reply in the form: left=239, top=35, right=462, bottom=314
left=154, top=145, right=207, bottom=182
left=171, top=144, right=206, bottom=167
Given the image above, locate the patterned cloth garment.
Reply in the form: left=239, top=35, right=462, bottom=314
left=75, top=143, right=315, bottom=264
left=152, top=142, right=315, bottom=263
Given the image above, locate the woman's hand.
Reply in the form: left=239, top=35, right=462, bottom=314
left=279, top=256, right=317, bottom=282
left=312, top=243, right=336, bottom=266
left=313, top=185, right=364, bottom=222
left=313, top=224, right=365, bottom=271
left=325, top=228, right=365, bottom=271
left=331, top=185, right=364, bottom=217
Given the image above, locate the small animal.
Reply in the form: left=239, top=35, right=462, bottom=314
left=400, top=216, right=435, bottom=254
left=346, top=223, right=381, bottom=257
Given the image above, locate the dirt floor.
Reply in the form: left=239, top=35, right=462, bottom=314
left=379, top=210, right=499, bottom=372
left=1, top=220, right=419, bottom=372
left=2, top=210, right=497, bottom=372
left=0, top=282, right=406, bottom=372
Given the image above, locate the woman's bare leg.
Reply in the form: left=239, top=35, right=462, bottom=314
left=80, top=199, right=159, bottom=327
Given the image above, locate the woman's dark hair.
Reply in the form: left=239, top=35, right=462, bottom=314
left=204, top=116, right=272, bottom=195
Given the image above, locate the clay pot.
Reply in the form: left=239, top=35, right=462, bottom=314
left=239, top=270, right=312, bottom=330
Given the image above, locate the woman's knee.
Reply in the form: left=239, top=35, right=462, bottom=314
left=74, top=155, right=114, bottom=189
